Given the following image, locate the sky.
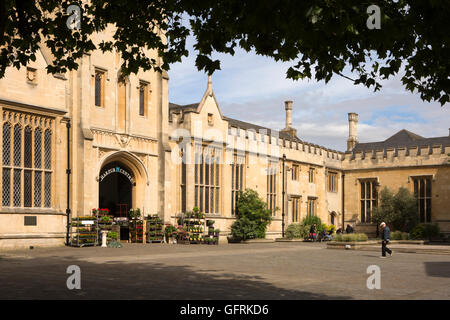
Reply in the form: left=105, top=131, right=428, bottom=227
left=168, top=37, right=449, bottom=152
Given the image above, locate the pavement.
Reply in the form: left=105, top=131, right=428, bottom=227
left=0, top=242, right=449, bottom=300
left=327, top=242, right=450, bottom=255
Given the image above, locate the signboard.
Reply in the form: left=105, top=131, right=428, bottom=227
left=100, top=166, right=134, bottom=184
left=81, top=220, right=94, bottom=225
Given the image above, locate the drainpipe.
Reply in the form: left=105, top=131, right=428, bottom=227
left=65, top=120, right=71, bottom=246
left=342, top=173, right=345, bottom=230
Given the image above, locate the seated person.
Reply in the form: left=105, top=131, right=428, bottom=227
left=321, top=229, right=332, bottom=241
left=346, top=224, right=354, bottom=234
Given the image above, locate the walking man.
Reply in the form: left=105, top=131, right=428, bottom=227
left=380, top=222, right=393, bottom=258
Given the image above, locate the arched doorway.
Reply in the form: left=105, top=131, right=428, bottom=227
left=99, top=161, right=134, bottom=217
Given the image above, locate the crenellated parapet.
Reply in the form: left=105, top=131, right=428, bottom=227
left=342, top=144, right=450, bottom=169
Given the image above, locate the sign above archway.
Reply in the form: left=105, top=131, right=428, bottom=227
left=100, top=165, right=134, bottom=184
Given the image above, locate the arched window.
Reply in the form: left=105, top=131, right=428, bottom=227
left=24, top=126, right=32, bottom=168
left=34, top=128, right=42, bottom=168
left=2, top=123, right=11, bottom=206
left=13, top=124, right=22, bottom=166
left=1, top=110, right=53, bottom=208
left=44, top=129, right=52, bottom=169
left=2, top=122, right=11, bottom=165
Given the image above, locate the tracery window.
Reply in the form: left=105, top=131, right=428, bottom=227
left=1, top=110, right=53, bottom=208
left=231, top=154, right=245, bottom=216
left=267, top=161, right=278, bottom=216
left=194, top=145, right=221, bottom=214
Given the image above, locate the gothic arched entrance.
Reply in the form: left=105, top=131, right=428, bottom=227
left=99, top=161, right=134, bottom=218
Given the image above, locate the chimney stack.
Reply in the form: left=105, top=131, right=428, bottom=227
left=347, top=113, right=358, bottom=151
left=281, top=101, right=298, bottom=138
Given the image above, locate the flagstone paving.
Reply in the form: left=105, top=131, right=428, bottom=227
left=1, top=242, right=449, bottom=300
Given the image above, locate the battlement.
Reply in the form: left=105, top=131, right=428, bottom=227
left=343, top=144, right=450, bottom=169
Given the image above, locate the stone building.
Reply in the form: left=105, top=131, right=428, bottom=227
left=0, top=42, right=449, bottom=249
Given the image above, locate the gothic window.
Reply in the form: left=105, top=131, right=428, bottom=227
left=292, top=197, right=300, bottom=222
left=139, top=81, right=149, bottom=116
left=231, top=154, right=245, bottom=216
left=327, top=171, right=338, bottom=192
left=267, top=161, right=277, bottom=216
left=413, top=177, right=432, bottom=223
left=292, top=164, right=299, bottom=181
left=95, top=70, right=105, bottom=107
left=194, top=145, right=221, bottom=214
left=308, top=167, right=315, bottom=183
left=2, top=123, right=11, bottom=165
left=1, top=111, right=53, bottom=208
left=307, top=197, right=317, bottom=216
left=360, top=180, right=378, bottom=223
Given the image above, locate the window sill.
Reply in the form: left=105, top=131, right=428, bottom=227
left=0, top=207, right=65, bottom=215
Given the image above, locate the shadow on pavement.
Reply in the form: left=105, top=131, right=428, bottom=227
left=0, top=255, right=351, bottom=300
left=424, top=262, right=450, bottom=278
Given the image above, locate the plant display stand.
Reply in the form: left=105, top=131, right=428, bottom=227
left=70, top=216, right=99, bottom=247
left=205, top=219, right=219, bottom=245
left=146, top=215, right=164, bottom=243
left=184, top=213, right=205, bottom=244
left=129, top=218, right=144, bottom=243
left=98, top=215, right=113, bottom=232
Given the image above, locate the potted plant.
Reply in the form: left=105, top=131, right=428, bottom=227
left=214, top=229, right=220, bottom=237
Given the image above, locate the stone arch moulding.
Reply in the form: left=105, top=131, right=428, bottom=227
left=96, top=150, right=150, bottom=186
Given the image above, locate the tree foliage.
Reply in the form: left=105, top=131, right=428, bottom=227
left=1, top=1, right=449, bottom=104
left=372, top=186, right=418, bottom=232
left=231, top=189, right=272, bottom=239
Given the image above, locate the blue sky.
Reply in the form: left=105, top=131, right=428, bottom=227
left=168, top=37, right=449, bottom=151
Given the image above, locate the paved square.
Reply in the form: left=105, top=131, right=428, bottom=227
left=1, top=242, right=449, bottom=299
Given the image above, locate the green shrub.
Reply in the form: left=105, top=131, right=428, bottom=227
left=410, top=224, right=424, bottom=239
left=410, top=224, right=440, bottom=240
left=303, top=216, right=323, bottom=230
left=333, top=233, right=368, bottom=242
left=391, top=231, right=410, bottom=240
left=391, top=231, right=402, bottom=240
left=233, top=189, right=272, bottom=239
left=230, top=216, right=258, bottom=241
left=107, top=231, right=118, bottom=240
left=286, top=223, right=309, bottom=239
left=423, top=224, right=440, bottom=240
left=356, top=233, right=368, bottom=241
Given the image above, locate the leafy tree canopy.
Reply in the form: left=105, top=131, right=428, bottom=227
left=1, top=0, right=449, bottom=104
left=372, top=186, right=418, bottom=232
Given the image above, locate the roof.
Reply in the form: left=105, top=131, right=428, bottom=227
left=353, top=129, right=450, bottom=152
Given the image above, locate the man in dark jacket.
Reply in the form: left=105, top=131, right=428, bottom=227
left=380, top=222, right=393, bottom=258
left=345, top=224, right=354, bottom=234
